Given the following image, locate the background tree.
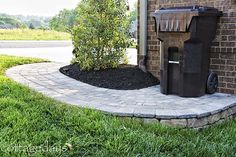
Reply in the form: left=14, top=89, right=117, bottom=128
left=49, top=9, right=76, bottom=32
left=128, top=1, right=137, bottom=39
left=25, top=18, right=49, bottom=29
left=29, top=23, right=35, bottom=29
left=0, top=14, right=27, bottom=29
left=72, top=0, right=131, bottom=70
left=128, top=1, right=137, bottom=23
left=0, top=13, right=51, bottom=29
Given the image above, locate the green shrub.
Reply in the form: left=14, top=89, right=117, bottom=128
left=72, top=0, right=131, bottom=70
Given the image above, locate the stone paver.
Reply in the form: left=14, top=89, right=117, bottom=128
left=6, top=62, right=236, bottom=128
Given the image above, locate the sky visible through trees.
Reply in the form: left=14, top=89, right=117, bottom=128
left=0, top=0, right=136, bottom=16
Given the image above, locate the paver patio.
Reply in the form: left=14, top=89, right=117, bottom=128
left=6, top=62, right=236, bottom=128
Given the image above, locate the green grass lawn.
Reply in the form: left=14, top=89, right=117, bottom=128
left=1, top=55, right=236, bottom=156
left=0, top=29, right=71, bottom=40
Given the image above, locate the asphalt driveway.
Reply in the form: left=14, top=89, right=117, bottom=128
left=0, top=40, right=72, bottom=48
left=0, top=41, right=137, bottom=64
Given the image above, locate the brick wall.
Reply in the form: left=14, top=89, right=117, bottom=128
left=138, top=0, right=236, bottom=94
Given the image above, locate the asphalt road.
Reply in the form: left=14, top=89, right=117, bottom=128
left=0, top=40, right=72, bottom=48
left=0, top=41, right=137, bottom=64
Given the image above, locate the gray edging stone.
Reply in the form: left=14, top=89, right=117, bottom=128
left=143, top=103, right=236, bottom=129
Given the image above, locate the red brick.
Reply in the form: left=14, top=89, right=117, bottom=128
left=138, top=0, right=236, bottom=94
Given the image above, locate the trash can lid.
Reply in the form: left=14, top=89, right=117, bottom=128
left=156, top=6, right=222, bottom=16
left=152, top=6, right=222, bottom=32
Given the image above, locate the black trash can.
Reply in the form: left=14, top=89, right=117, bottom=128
left=152, top=6, right=222, bottom=97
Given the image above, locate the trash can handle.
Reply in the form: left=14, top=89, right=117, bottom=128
left=168, top=61, right=180, bottom=64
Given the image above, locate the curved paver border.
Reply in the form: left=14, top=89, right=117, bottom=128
left=6, top=62, right=236, bottom=129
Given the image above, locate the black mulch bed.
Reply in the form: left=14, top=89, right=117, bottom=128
left=59, top=64, right=160, bottom=90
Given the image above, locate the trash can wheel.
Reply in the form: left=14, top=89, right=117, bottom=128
left=206, top=72, right=218, bottom=94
